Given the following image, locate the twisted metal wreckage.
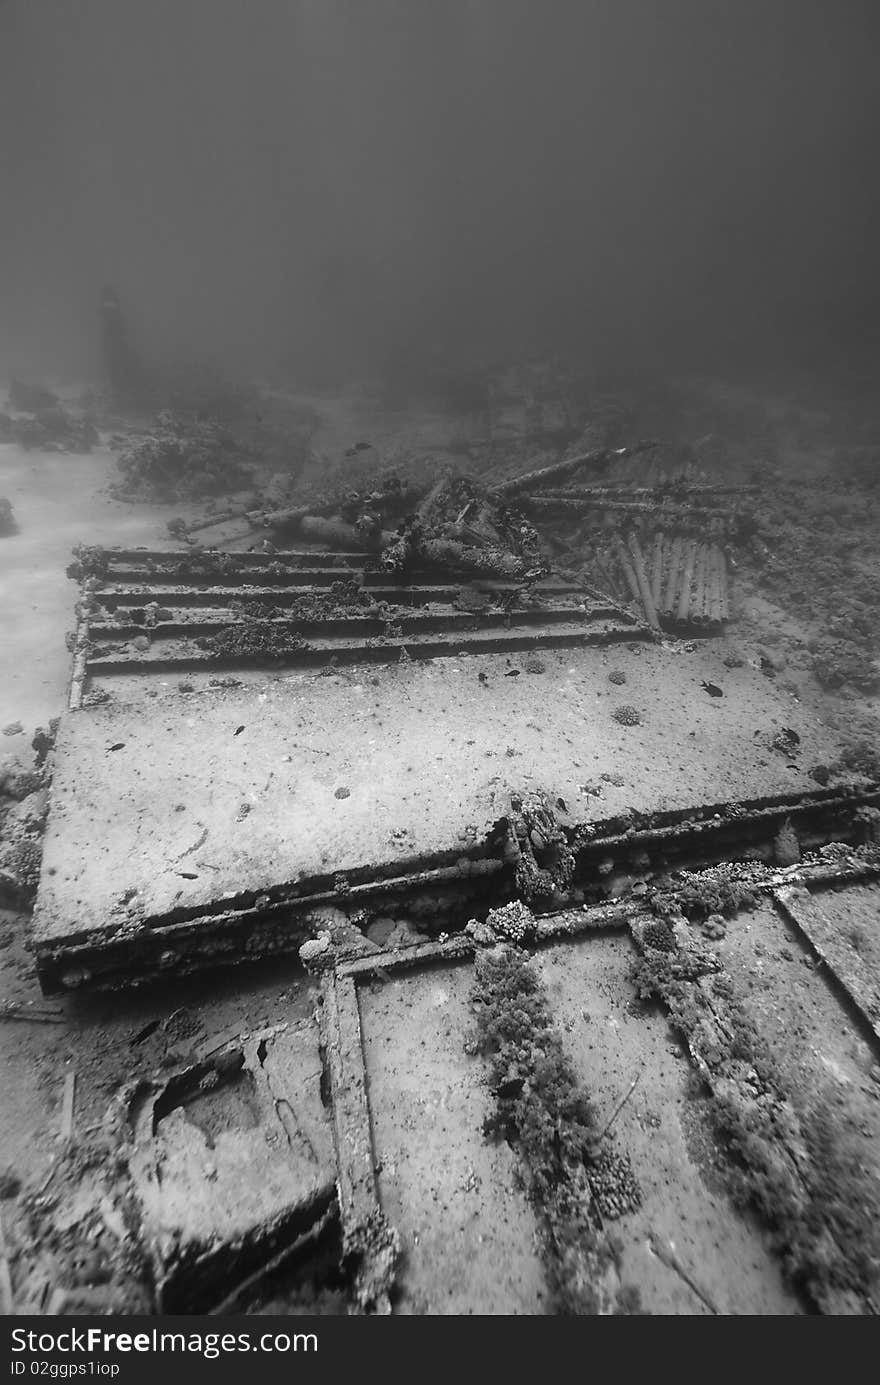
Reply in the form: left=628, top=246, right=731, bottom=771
left=11, top=434, right=880, bottom=1315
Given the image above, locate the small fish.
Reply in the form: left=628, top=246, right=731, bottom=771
left=701, top=681, right=723, bottom=697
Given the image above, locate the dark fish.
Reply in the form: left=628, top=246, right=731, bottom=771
left=108, top=742, right=125, bottom=751
left=701, top=681, right=723, bottom=697
left=344, top=441, right=373, bottom=456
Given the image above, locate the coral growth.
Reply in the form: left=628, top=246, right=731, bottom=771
left=112, top=413, right=252, bottom=501
left=510, top=792, right=576, bottom=906
left=471, top=947, right=641, bottom=1314
left=773, top=819, right=801, bottom=867
left=832, top=739, right=880, bottom=782
left=812, top=639, right=878, bottom=693
left=483, top=899, right=535, bottom=944
left=651, top=864, right=758, bottom=922
left=612, top=705, right=641, bottom=727
left=630, top=927, right=880, bottom=1312
left=197, top=620, right=311, bottom=662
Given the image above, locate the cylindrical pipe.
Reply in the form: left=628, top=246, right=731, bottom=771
left=490, top=439, right=657, bottom=498
left=676, top=539, right=698, bottom=622
left=650, top=532, right=665, bottom=611
left=627, top=532, right=660, bottom=631
left=661, top=535, right=683, bottom=616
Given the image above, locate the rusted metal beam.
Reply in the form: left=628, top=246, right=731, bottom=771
left=490, top=439, right=658, bottom=499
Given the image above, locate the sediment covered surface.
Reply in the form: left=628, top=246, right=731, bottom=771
left=34, top=640, right=846, bottom=948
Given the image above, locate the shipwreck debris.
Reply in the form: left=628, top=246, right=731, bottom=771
left=318, top=974, right=399, bottom=1313
left=127, top=1024, right=336, bottom=1312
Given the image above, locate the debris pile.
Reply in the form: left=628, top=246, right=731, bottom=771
left=7, top=1132, right=152, bottom=1316
left=251, top=470, right=549, bottom=586
left=378, top=474, right=548, bottom=582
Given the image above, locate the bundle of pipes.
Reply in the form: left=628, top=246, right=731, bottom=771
left=613, top=530, right=729, bottom=633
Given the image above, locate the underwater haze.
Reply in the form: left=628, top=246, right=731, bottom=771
left=1, top=0, right=879, bottom=385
